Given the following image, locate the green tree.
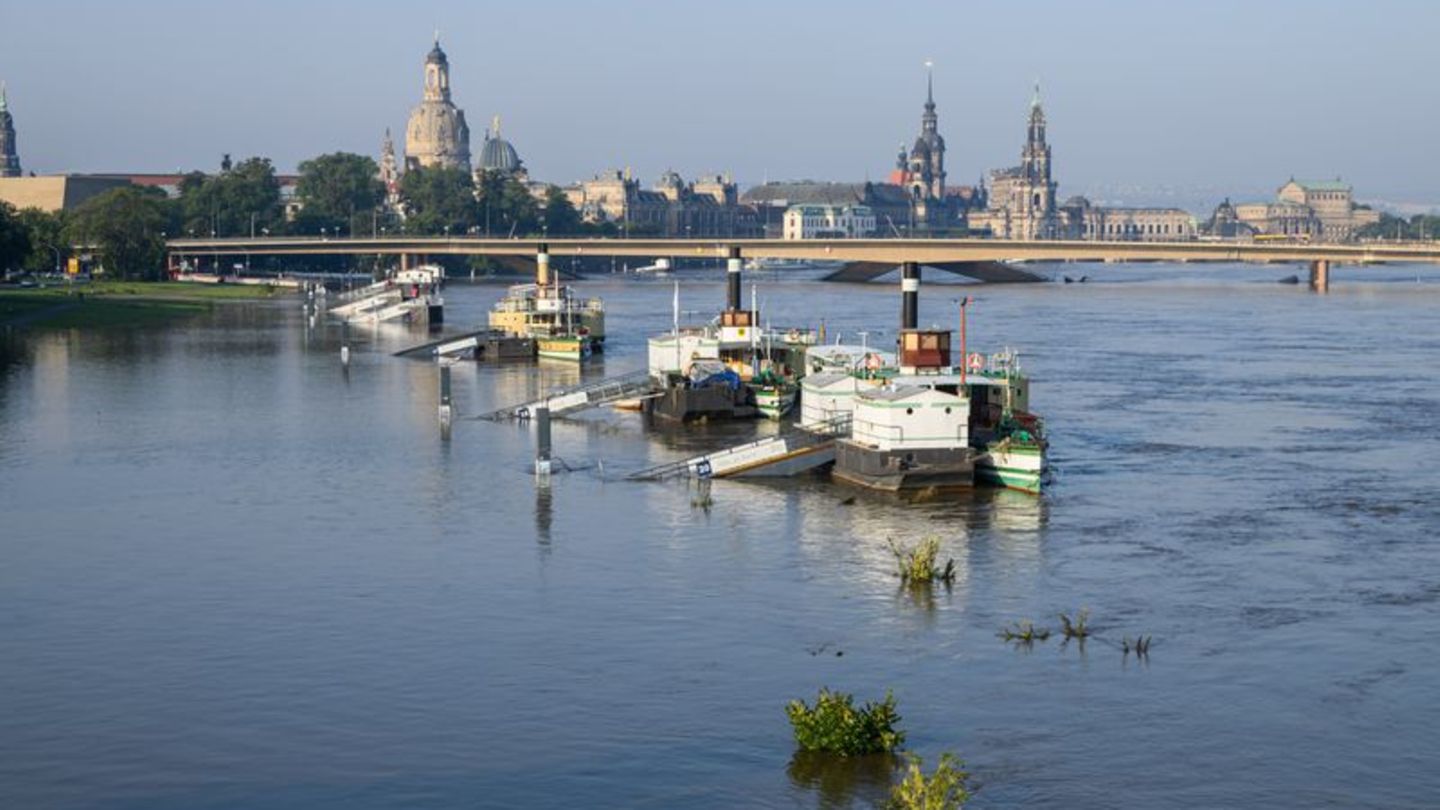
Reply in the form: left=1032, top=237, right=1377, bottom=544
left=16, top=207, right=68, bottom=273
left=294, top=152, right=385, bottom=236
left=67, top=187, right=169, bottom=280
left=540, top=185, right=583, bottom=236
left=400, top=165, right=477, bottom=235
left=474, top=169, right=540, bottom=236
left=0, top=202, right=32, bottom=274
left=177, top=157, right=281, bottom=237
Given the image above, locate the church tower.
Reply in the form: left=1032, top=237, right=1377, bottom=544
left=0, top=82, right=21, bottom=178
left=405, top=37, right=472, bottom=171
left=905, top=65, right=946, bottom=201
left=1020, top=84, right=1057, bottom=238
left=379, top=128, right=401, bottom=212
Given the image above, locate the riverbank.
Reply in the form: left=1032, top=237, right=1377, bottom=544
left=0, top=280, right=284, bottom=328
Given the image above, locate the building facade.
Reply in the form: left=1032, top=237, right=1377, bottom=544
left=0, top=82, right=20, bottom=178
left=1061, top=197, right=1197, bottom=241
left=782, top=204, right=876, bottom=240
left=405, top=39, right=472, bottom=171
left=1216, top=180, right=1379, bottom=242
left=565, top=169, right=759, bottom=237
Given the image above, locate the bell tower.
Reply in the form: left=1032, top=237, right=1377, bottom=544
left=424, top=35, right=451, bottom=102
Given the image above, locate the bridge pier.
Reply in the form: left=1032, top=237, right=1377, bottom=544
left=1309, top=260, right=1330, bottom=293
left=901, top=261, right=920, bottom=331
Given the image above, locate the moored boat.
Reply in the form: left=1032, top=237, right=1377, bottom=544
left=487, top=247, right=604, bottom=360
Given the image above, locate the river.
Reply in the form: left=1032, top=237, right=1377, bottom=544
left=2, top=263, right=1438, bottom=808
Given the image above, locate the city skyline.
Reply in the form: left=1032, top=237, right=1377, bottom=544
left=3, top=0, right=1438, bottom=209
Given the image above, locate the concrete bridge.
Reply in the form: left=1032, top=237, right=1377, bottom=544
left=167, top=236, right=1440, bottom=291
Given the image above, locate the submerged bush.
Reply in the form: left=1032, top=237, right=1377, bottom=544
left=786, top=688, right=905, bottom=756
left=887, top=752, right=970, bottom=810
left=1059, top=609, right=1091, bottom=639
left=999, top=620, right=1051, bottom=643
left=887, top=536, right=956, bottom=586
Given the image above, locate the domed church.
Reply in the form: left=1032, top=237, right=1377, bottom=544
left=405, top=37, right=472, bottom=171
left=478, top=115, right=525, bottom=178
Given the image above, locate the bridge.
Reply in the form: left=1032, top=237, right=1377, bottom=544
left=166, top=236, right=1440, bottom=291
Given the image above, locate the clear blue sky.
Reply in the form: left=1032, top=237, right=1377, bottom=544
left=3, top=0, right=1436, bottom=208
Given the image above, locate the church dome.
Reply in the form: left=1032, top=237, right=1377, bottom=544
left=427, top=41, right=448, bottom=65
left=407, top=103, right=471, bottom=168
left=480, top=135, right=521, bottom=172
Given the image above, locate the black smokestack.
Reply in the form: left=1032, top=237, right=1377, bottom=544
left=901, top=261, right=919, bottom=331
left=726, top=247, right=742, bottom=311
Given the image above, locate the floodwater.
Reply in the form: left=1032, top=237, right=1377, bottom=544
left=2, top=264, right=1439, bottom=809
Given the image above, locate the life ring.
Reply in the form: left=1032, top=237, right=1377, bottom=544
left=967, top=353, right=985, bottom=372
left=786, top=329, right=800, bottom=342
left=864, top=353, right=883, bottom=371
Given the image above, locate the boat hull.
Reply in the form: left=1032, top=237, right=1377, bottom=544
left=753, top=386, right=797, bottom=420
left=832, top=441, right=975, bottom=491
left=536, top=336, right=592, bottom=361
left=974, top=441, right=1046, bottom=494
left=645, top=384, right=756, bottom=423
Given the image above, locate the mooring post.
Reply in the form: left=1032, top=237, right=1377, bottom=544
left=534, top=405, right=553, bottom=477
left=438, top=362, right=454, bottom=435
left=1309, top=259, right=1330, bottom=293
left=901, top=261, right=920, bottom=331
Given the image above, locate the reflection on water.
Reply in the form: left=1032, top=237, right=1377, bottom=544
left=787, top=751, right=899, bottom=810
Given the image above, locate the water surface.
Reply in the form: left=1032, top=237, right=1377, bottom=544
left=3, top=264, right=1438, bottom=808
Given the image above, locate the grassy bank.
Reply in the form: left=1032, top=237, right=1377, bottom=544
left=0, top=280, right=282, bottom=328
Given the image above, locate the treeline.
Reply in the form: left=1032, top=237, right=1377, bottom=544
left=1356, top=212, right=1440, bottom=241
left=0, top=152, right=601, bottom=280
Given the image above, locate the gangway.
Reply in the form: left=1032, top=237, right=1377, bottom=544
left=333, top=278, right=392, bottom=302
left=478, top=370, right=663, bottom=421
left=364, top=298, right=428, bottom=323
left=395, top=329, right=536, bottom=361
left=628, top=415, right=852, bottom=481
left=329, top=289, right=401, bottom=319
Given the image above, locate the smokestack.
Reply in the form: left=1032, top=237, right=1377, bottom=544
left=536, top=243, right=550, bottom=288
left=726, top=247, right=742, bottom=311
left=901, top=261, right=919, bottom=331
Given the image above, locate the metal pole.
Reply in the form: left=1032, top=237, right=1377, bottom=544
left=534, top=405, right=552, bottom=476
left=438, top=362, right=453, bottom=433
left=959, top=297, right=968, bottom=386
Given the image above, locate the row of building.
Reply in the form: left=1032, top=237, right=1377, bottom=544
left=0, top=49, right=1384, bottom=244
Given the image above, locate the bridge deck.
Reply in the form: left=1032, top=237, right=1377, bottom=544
left=167, top=236, right=1440, bottom=267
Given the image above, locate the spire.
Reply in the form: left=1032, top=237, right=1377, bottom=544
left=1031, top=79, right=1042, bottom=111
left=924, top=59, right=935, bottom=110
left=0, top=81, right=7, bottom=113
left=491, top=114, right=501, bottom=138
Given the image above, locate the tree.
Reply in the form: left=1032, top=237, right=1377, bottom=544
left=400, top=165, right=477, bottom=235
left=16, top=207, right=67, bottom=273
left=0, top=202, right=31, bottom=274
left=177, top=157, right=281, bottom=237
left=541, top=185, right=582, bottom=236
left=474, top=169, right=542, bottom=236
left=67, top=187, right=169, bottom=280
left=294, top=152, right=385, bottom=236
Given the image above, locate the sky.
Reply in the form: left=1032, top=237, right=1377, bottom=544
left=3, top=0, right=1437, bottom=210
